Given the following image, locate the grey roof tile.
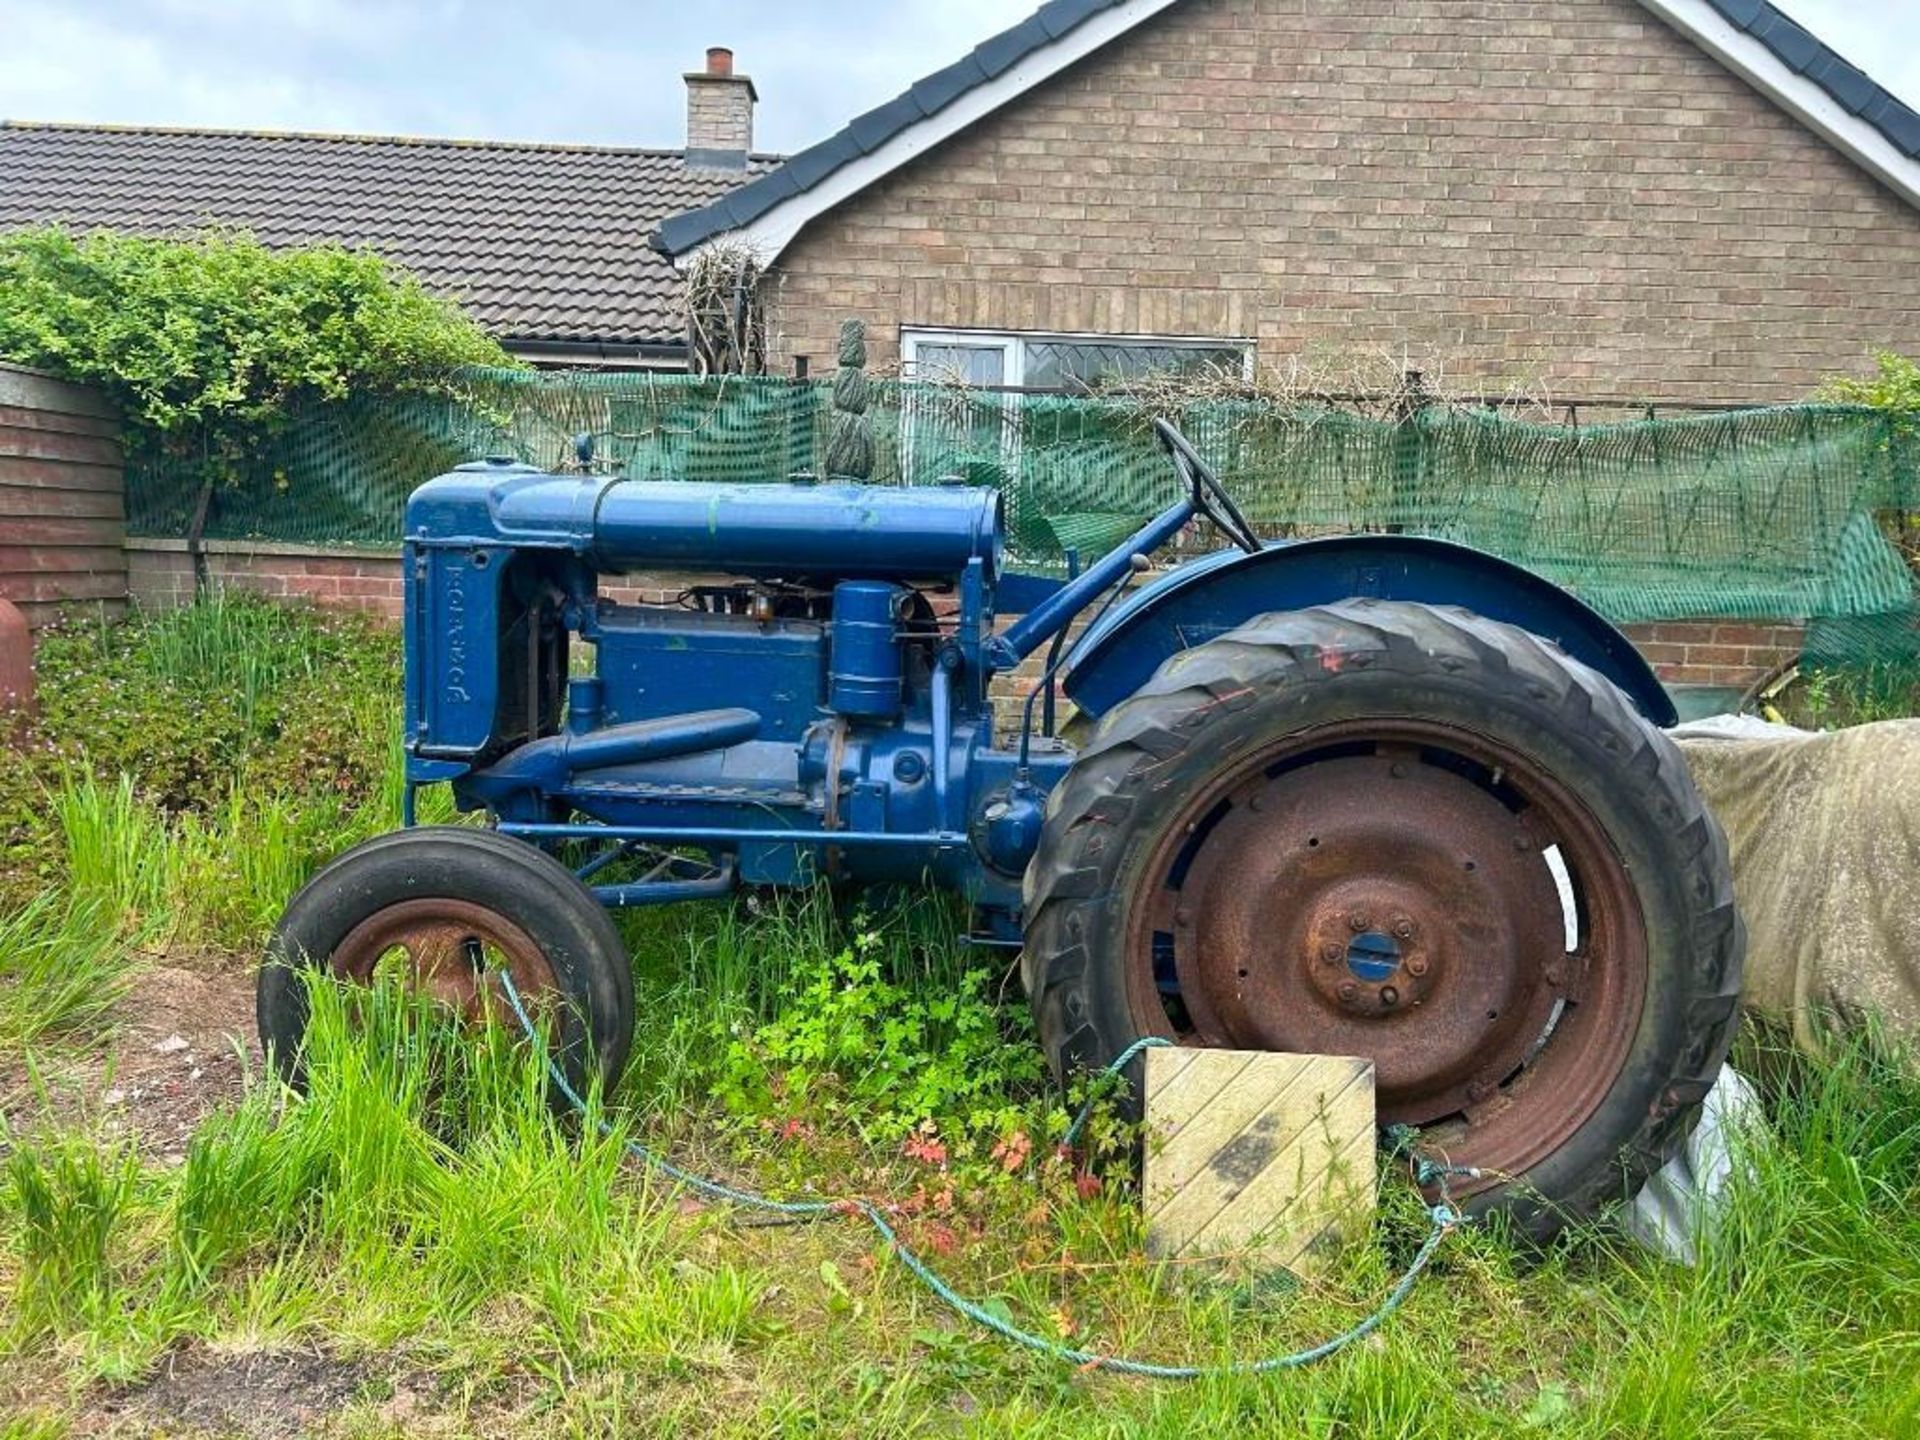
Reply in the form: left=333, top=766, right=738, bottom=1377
left=0, top=122, right=777, bottom=347
left=1703, top=0, right=1918, bottom=159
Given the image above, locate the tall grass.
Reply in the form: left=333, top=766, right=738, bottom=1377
left=45, top=718, right=433, bottom=950
left=7, top=963, right=1919, bottom=1435
left=4, top=1134, right=143, bottom=1339
left=6, top=973, right=696, bottom=1374
left=130, top=590, right=329, bottom=733
left=0, top=894, right=131, bottom=1052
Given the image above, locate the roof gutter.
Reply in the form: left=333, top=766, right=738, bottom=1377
left=506, top=338, right=690, bottom=370
left=1637, top=0, right=1920, bottom=210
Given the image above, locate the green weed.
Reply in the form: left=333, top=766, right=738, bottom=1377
left=716, top=923, right=1042, bottom=1145
left=1786, top=660, right=1920, bottom=729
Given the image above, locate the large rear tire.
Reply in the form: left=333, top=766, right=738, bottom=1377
left=259, top=826, right=634, bottom=1102
left=1022, top=600, right=1742, bottom=1241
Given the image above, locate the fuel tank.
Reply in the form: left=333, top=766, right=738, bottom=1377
left=407, top=460, right=1003, bottom=582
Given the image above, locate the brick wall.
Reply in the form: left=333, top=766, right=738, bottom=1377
left=767, top=0, right=1920, bottom=401
left=127, top=539, right=407, bottom=618
left=0, top=364, right=125, bottom=627
left=1622, top=620, right=1804, bottom=689
left=124, top=537, right=1796, bottom=695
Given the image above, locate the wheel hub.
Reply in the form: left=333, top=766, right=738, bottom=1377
left=1173, top=752, right=1567, bottom=1123
left=328, top=897, right=559, bottom=1026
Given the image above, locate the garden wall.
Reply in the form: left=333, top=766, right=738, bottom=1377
left=121, top=536, right=1799, bottom=695
left=0, top=363, right=126, bottom=628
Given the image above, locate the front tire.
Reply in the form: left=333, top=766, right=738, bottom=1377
left=1023, top=600, right=1742, bottom=1242
left=259, top=826, right=634, bottom=1101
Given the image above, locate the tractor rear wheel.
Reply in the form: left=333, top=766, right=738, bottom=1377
left=1022, top=600, right=1742, bottom=1241
left=259, top=826, right=634, bottom=1102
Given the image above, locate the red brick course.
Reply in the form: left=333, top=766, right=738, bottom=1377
left=1619, top=620, right=1802, bottom=689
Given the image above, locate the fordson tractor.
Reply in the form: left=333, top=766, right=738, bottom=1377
left=261, top=421, right=1742, bottom=1238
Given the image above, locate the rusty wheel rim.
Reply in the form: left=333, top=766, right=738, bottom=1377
left=328, top=898, right=560, bottom=1028
left=1124, top=719, right=1647, bottom=1196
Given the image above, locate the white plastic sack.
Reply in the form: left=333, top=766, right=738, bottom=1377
left=1623, top=1064, right=1759, bottom=1264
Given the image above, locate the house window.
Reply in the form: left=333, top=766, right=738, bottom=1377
left=901, top=327, right=1252, bottom=392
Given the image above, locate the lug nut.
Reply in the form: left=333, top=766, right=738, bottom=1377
left=1393, top=917, right=1414, bottom=939
left=1380, top=985, right=1400, bottom=1007
left=1337, top=980, right=1358, bottom=1002
left=1407, top=956, right=1429, bottom=977
left=1348, top=913, right=1370, bottom=932
left=1321, top=943, right=1341, bottom=964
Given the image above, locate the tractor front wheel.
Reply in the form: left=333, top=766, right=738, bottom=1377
left=1022, top=600, right=1742, bottom=1241
left=258, top=826, right=634, bottom=1101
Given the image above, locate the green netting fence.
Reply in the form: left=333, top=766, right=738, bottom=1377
left=127, top=370, right=1920, bottom=669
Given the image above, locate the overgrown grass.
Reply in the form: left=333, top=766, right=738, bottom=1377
left=0, top=895, right=132, bottom=1054
left=6, top=985, right=1916, bottom=1436
left=3, top=592, right=1918, bottom=1436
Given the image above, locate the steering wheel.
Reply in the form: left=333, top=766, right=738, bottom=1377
left=1153, top=418, right=1262, bottom=555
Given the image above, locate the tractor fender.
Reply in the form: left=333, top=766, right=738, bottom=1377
left=1060, top=534, right=1676, bottom=726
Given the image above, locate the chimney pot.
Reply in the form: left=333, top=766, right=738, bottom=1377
left=706, top=46, right=733, bottom=77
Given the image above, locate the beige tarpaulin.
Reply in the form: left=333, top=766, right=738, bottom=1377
left=1674, top=717, right=1920, bottom=1053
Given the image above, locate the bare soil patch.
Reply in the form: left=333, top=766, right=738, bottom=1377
left=2, top=959, right=260, bottom=1157
left=90, top=1347, right=370, bottom=1439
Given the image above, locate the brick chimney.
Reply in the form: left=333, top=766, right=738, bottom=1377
left=685, top=46, right=756, bottom=169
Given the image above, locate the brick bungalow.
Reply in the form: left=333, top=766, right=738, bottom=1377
left=658, top=0, right=1920, bottom=404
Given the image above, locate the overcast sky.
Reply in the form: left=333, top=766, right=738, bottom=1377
left=0, top=1, right=1913, bottom=154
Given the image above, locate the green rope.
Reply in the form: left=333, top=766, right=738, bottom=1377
left=492, top=969, right=1473, bottom=1380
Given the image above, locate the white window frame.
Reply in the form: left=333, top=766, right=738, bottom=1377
left=900, top=326, right=1255, bottom=391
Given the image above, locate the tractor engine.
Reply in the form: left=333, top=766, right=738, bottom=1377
left=402, top=459, right=1052, bottom=921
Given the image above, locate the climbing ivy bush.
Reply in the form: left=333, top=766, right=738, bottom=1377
left=0, top=225, right=513, bottom=448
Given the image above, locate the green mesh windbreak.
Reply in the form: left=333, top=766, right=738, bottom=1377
left=126, top=370, right=1918, bottom=665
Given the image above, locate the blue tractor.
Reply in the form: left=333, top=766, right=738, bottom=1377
left=261, top=422, right=1741, bottom=1238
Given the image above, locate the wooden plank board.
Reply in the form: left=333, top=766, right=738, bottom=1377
left=0, top=517, right=127, bottom=546
left=0, top=455, right=124, bottom=492
left=0, top=365, right=118, bottom=419
left=0, top=569, right=127, bottom=603
left=0, top=545, right=128, bottom=575
left=0, top=404, right=122, bottom=440
left=1144, top=1049, right=1375, bottom=1274
left=0, top=426, right=124, bottom=466
left=0, top=482, right=125, bottom=519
